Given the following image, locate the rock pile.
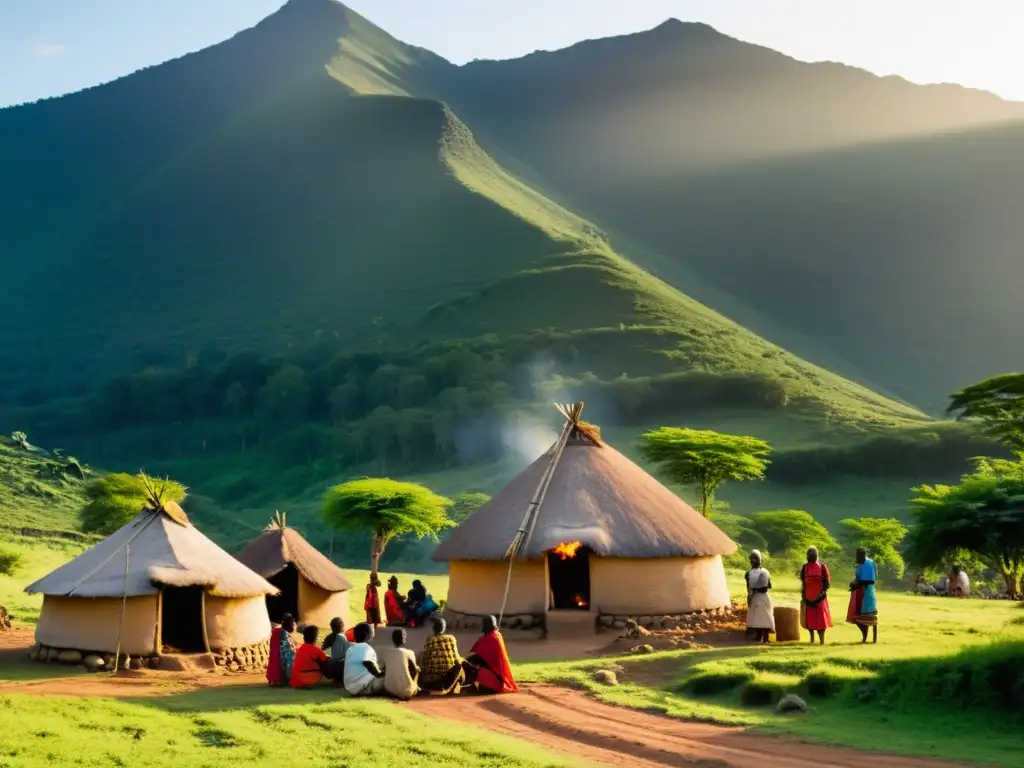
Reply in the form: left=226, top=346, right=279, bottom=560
left=211, top=640, right=271, bottom=673
left=598, top=605, right=735, bottom=632
left=444, top=610, right=544, bottom=632
left=27, top=639, right=270, bottom=674
left=0, top=605, right=11, bottom=630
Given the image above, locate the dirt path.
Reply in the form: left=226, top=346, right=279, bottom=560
left=406, top=684, right=967, bottom=768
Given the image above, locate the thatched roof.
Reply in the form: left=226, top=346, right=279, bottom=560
left=433, top=436, right=737, bottom=561
left=234, top=517, right=352, bottom=593
left=26, top=503, right=278, bottom=599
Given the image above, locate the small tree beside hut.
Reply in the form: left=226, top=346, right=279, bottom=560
left=321, top=478, right=453, bottom=574
left=80, top=472, right=187, bottom=535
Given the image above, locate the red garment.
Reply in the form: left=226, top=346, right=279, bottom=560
left=385, top=590, right=405, bottom=626
left=800, top=561, right=833, bottom=630
left=365, top=583, right=381, bottom=625
left=470, top=630, right=518, bottom=694
left=266, top=626, right=285, bottom=685
left=290, top=643, right=328, bottom=688
left=344, top=626, right=356, bottom=642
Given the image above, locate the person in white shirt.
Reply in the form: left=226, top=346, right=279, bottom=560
left=948, top=565, right=971, bottom=597
left=343, top=623, right=386, bottom=696
left=379, top=628, right=419, bottom=700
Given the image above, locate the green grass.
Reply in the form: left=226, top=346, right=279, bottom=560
left=0, top=687, right=573, bottom=768
left=0, top=441, right=89, bottom=532
left=0, top=535, right=91, bottom=627
left=516, top=572, right=1024, bottom=766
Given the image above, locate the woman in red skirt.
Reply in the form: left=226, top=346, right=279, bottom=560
left=799, top=546, right=833, bottom=644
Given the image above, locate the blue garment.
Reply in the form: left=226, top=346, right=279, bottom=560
left=855, top=558, right=878, bottom=614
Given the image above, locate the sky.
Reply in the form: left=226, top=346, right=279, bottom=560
left=1, top=0, right=1021, bottom=108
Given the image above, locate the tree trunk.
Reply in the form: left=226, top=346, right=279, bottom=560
left=370, top=533, right=385, bottom=576
left=1001, top=569, right=1021, bottom=600
left=700, top=482, right=711, bottom=518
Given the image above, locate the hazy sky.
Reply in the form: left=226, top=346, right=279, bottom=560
left=1, top=0, right=1020, bottom=108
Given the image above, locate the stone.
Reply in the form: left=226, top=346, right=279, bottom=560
left=519, top=615, right=535, bottom=630
left=233, top=649, right=245, bottom=664
left=26, top=644, right=39, bottom=662
left=597, top=615, right=614, bottom=629
left=58, top=650, right=82, bottom=664
left=0, top=605, right=11, bottom=630
left=129, top=657, right=143, bottom=671
left=612, top=618, right=627, bottom=629
left=45, top=648, right=60, bottom=662
left=83, top=655, right=106, bottom=673
left=776, top=694, right=807, bottom=714
left=228, top=662, right=240, bottom=673
left=593, top=669, right=618, bottom=686
left=630, top=644, right=655, bottom=655
left=148, top=656, right=162, bottom=670
left=505, top=616, right=522, bottom=630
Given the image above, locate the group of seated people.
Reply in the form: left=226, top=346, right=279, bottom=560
left=266, top=613, right=517, bottom=699
left=380, top=576, right=440, bottom=629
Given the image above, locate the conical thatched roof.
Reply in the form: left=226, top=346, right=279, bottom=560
left=26, top=503, right=278, bottom=599
left=433, top=436, right=737, bottom=561
left=235, top=515, right=352, bottom=593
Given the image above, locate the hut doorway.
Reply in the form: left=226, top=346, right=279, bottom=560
left=265, top=564, right=299, bottom=624
left=160, top=587, right=207, bottom=653
left=547, top=544, right=591, bottom=610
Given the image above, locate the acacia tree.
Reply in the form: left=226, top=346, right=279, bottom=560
left=321, top=478, right=453, bottom=574
left=907, top=458, right=1024, bottom=599
left=638, top=427, right=771, bottom=517
left=448, top=492, right=491, bottom=524
left=838, top=517, right=909, bottom=581
left=948, top=373, right=1024, bottom=455
left=80, top=472, right=188, bottom=535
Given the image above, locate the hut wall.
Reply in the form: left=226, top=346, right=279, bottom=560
left=446, top=560, right=546, bottom=615
left=34, top=595, right=158, bottom=655
left=205, top=595, right=272, bottom=650
left=590, top=555, right=731, bottom=615
left=297, top=577, right=349, bottom=629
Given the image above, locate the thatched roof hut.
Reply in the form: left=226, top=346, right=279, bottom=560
left=433, top=405, right=736, bottom=618
left=235, top=513, right=352, bottom=627
left=26, top=501, right=277, bottom=656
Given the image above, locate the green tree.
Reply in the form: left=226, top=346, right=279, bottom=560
left=223, top=382, right=248, bottom=418
left=838, top=517, right=909, bottom=581
left=449, top=492, right=491, bottom=524
left=256, top=364, right=309, bottom=424
left=751, top=510, right=840, bottom=560
left=79, top=472, right=188, bottom=535
left=321, top=478, right=453, bottom=574
left=948, top=373, right=1024, bottom=455
left=638, top=427, right=771, bottom=516
left=907, top=458, right=1024, bottom=598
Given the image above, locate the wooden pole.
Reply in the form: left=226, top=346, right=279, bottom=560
left=154, top=587, right=163, bottom=656
left=200, top=590, right=212, bottom=653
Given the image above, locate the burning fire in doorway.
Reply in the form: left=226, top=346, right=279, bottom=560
left=551, top=541, right=582, bottom=560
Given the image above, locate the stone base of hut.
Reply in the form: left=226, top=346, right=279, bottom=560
left=444, top=609, right=545, bottom=632
left=596, top=605, right=736, bottom=632
left=27, top=639, right=270, bottom=674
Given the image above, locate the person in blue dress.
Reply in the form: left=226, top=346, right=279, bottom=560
left=846, top=547, right=878, bottom=643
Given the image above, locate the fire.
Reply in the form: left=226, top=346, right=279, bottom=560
left=574, top=594, right=589, bottom=608
left=551, top=541, right=582, bottom=560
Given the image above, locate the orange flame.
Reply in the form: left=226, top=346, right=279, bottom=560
left=551, top=541, right=582, bottom=560
left=574, top=594, right=589, bottom=608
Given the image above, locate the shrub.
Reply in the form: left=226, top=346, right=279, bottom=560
left=0, top=548, right=23, bottom=576
left=740, top=682, right=775, bottom=707
left=804, top=671, right=842, bottom=698
left=681, top=668, right=755, bottom=696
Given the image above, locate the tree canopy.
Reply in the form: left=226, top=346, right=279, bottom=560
left=448, top=492, right=491, bottom=524
left=79, top=472, right=188, bottom=535
left=321, top=477, right=453, bottom=573
left=751, top=509, right=840, bottom=561
left=838, top=517, right=909, bottom=581
left=948, top=373, right=1024, bottom=455
left=638, top=427, right=771, bottom=516
left=907, top=457, right=1024, bottom=598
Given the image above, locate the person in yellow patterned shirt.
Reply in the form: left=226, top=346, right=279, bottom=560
left=419, top=617, right=469, bottom=695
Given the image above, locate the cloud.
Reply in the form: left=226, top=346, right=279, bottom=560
left=31, top=43, right=66, bottom=59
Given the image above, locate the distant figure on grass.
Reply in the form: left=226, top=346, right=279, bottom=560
left=948, top=565, right=971, bottom=597
left=744, top=550, right=774, bottom=643
left=800, top=546, right=833, bottom=644
left=405, top=579, right=438, bottom=627
left=467, top=615, right=518, bottom=694
left=365, top=573, right=382, bottom=626
left=321, top=617, right=349, bottom=679
left=385, top=576, right=406, bottom=627
left=847, top=547, right=878, bottom=644
left=291, top=625, right=332, bottom=688
left=266, top=613, right=297, bottom=686
left=343, top=622, right=386, bottom=696
left=419, top=617, right=469, bottom=695
left=380, top=628, right=420, bottom=700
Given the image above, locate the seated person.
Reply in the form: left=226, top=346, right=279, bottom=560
left=405, top=580, right=427, bottom=627
left=384, top=576, right=406, bottom=627
left=419, top=617, right=468, bottom=695
left=290, top=625, right=331, bottom=689
left=467, top=615, right=518, bottom=694
left=379, top=628, right=419, bottom=700
left=948, top=565, right=971, bottom=597
left=343, top=622, right=386, bottom=697
left=321, top=616, right=349, bottom=679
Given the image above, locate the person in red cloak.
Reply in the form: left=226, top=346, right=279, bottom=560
left=799, top=547, right=833, bottom=644
left=364, top=573, right=382, bottom=626
left=467, top=615, right=518, bottom=694
left=384, top=575, right=406, bottom=626
left=266, top=613, right=296, bottom=686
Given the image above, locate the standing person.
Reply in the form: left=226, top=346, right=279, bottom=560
left=321, top=617, right=349, bottom=679
left=467, top=615, right=518, bottom=694
left=847, top=547, right=878, bottom=643
left=420, top=617, right=468, bottom=695
left=291, top=625, right=331, bottom=688
left=800, top=547, right=833, bottom=644
left=266, top=613, right=296, bottom=686
left=364, top=573, right=382, bottom=626
left=384, top=576, right=406, bottom=627
left=379, top=628, right=420, bottom=700
left=343, top=623, right=386, bottom=697
left=744, top=550, right=774, bottom=643
left=948, top=565, right=971, bottom=597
